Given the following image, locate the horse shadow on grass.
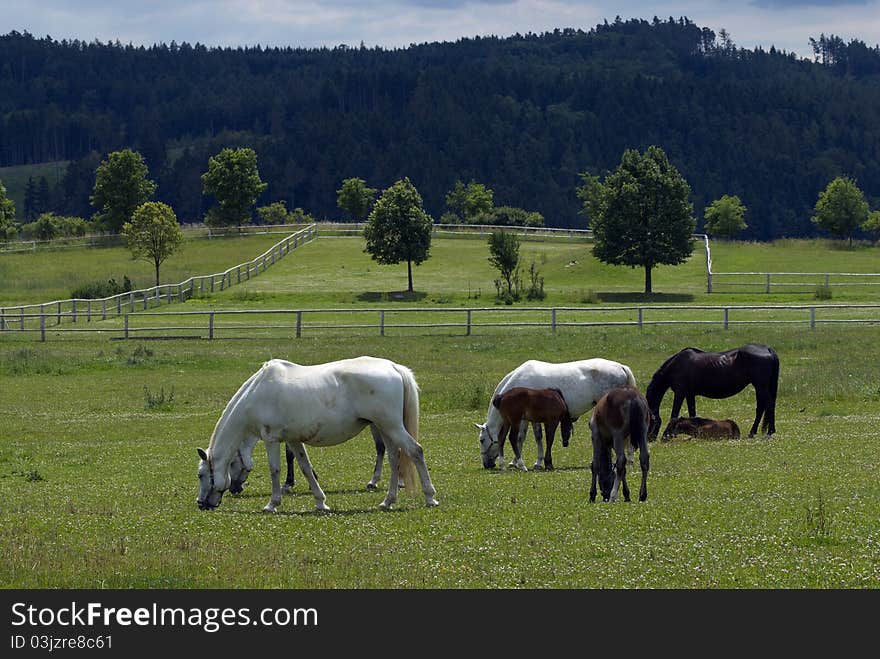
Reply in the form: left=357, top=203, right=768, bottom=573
left=356, top=291, right=427, bottom=303
left=596, top=292, right=695, bottom=304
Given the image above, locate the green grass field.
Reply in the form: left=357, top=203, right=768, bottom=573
left=1, top=232, right=879, bottom=588
left=1, top=327, right=879, bottom=587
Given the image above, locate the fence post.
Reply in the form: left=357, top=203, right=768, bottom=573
left=87, top=300, right=92, bottom=322
left=130, top=292, right=135, bottom=312
left=40, top=310, right=46, bottom=342
left=57, top=301, right=62, bottom=325
left=723, top=308, right=729, bottom=330
left=810, top=307, right=816, bottom=330
left=824, top=274, right=829, bottom=287
left=0, top=308, right=4, bottom=331
left=209, top=312, right=214, bottom=340
left=19, top=307, right=24, bottom=331
left=707, top=272, right=713, bottom=294
left=638, top=308, right=643, bottom=328
left=466, top=309, right=471, bottom=336
left=296, top=311, right=302, bottom=338
left=124, top=314, right=129, bottom=339
left=551, top=308, right=557, bottom=332
left=102, top=299, right=107, bottom=320
left=765, top=273, right=771, bottom=294
left=380, top=310, right=385, bottom=336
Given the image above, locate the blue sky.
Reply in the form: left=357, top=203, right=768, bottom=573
left=1, top=1, right=878, bottom=58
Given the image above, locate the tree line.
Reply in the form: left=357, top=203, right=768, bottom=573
left=1, top=17, right=879, bottom=239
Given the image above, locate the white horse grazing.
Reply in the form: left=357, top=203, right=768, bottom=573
left=197, top=357, right=439, bottom=513
left=475, top=358, right=637, bottom=471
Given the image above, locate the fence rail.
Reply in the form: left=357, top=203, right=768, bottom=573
left=0, top=224, right=316, bottom=331
left=4, top=304, right=879, bottom=342
left=707, top=271, right=880, bottom=293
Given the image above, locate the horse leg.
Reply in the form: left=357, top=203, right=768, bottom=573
left=367, top=424, right=388, bottom=491
left=638, top=442, right=649, bottom=502
left=749, top=390, right=768, bottom=437
left=262, top=440, right=284, bottom=513
left=686, top=395, right=697, bottom=418
left=589, top=422, right=602, bottom=502
left=378, top=426, right=439, bottom=509
left=511, top=420, right=528, bottom=472
left=531, top=421, right=544, bottom=470
left=670, top=393, right=685, bottom=420
left=543, top=421, right=556, bottom=471
left=610, top=435, right=628, bottom=502
left=282, top=443, right=295, bottom=493
left=290, top=442, right=329, bottom=512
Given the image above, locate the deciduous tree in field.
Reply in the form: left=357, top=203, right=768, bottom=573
left=862, top=210, right=880, bottom=243
left=445, top=180, right=494, bottom=223
left=90, top=149, right=157, bottom=233
left=487, top=230, right=521, bottom=298
left=201, top=147, right=267, bottom=229
left=122, top=201, right=183, bottom=286
left=704, top=194, right=748, bottom=239
left=577, top=145, right=695, bottom=294
left=0, top=181, right=16, bottom=240
left=363, top=177, right=433, bottom=293
left=811, top=176, right=869, bottom=246
left=337, top=177, right=377, bottom=222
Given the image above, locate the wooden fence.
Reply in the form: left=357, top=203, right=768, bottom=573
left=0, top=224, right=316, bottom=332
left=5, top=304, right=880, bottom=342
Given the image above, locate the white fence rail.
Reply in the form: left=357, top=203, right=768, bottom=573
left=0, top=224, right=316, bottom=331
left=4, top=304, right=879, bottom=342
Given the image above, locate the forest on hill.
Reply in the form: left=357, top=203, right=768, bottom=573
left=1, top=17, right=879, bottom=240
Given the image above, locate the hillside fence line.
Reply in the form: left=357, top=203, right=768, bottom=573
left=0, top=224, right=317, bottom=331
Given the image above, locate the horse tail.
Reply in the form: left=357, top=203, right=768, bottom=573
left=621, top=364, right=637, bottom=388
left=392, top=363, right=420, bottom=492
left=630, top=395, right=649, bottom=451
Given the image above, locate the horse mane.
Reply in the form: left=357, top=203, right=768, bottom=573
left=207, top=362, right=269, bottom=451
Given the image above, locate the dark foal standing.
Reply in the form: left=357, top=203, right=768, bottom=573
left=491, top=387, right=574, bottom=471
left=645, top=344, right=779, bottom=441
left=589, top=386, right=650, bottom=503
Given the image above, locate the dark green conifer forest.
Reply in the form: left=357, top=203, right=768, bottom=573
left=2, top=18, right=878, bottom=239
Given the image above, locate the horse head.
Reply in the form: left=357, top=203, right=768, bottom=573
left=196, top=448, right=231, bottom=510
left=474, top=422, right=499, bottom=469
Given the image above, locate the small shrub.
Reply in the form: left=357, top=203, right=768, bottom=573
left=579, top=288, right=601, bottom=304
left=71, top=275, right=133, bottom=300
left=802, top=489, right=834, bottom=541
left=525, top=259, right=545, bottom=301
left=144, top=385, right=174, bottom=410
left=24, top=469, right=44, bottom=482
left=814, top=285, right=832, bottom=300
left=128, top=345, right=155, bottom=365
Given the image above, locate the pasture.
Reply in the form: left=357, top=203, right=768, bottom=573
left=1, top=232, right=879, bottom=588
left=1, top=325, right=878, bottom=588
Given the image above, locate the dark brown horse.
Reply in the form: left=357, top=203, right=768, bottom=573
left=661, top=416, right=741, bottom=441
left=646, top=344, right=779, bottom=441
left=491, top=387, right=574, bottom=470
left=589, top=386, right=650, bottom=502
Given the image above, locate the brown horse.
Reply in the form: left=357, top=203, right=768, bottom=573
left=589, top=386, right=650, bottom=503
left=661, top=416, right=741, bottom=441
left=491, top=387, right=574, bottom=471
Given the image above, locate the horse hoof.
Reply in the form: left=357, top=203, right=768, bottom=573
left=281, top=484, right=292, bottom=494
left=262, top=506, right=277, bottom=514
left=426, top=497, right=440, bottom=507
left=379, top=501, right=394, bottom=511
left=366, top=482, right=378, bottom=491
left=316, top=504, right=331, bottom=514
